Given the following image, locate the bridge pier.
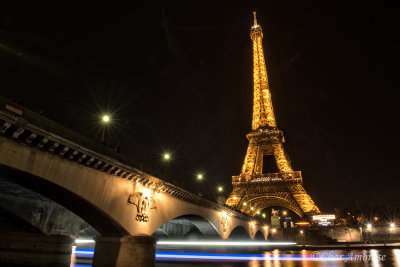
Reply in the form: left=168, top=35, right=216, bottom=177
left=92, top=235, right=156, bottom=267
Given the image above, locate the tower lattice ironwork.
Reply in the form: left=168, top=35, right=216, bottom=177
left=226, top=12, right=320, bottom=218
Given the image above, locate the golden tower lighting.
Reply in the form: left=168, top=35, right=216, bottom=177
left=225, top=12, right=320, bottom=218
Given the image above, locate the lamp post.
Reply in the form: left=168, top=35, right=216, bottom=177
left=367, top=223, right=374, bottom=243
left=101, top=115, right=110, bottom=144
left=195, top=173, right=204, bottom=196
left=162, top=153, right=170, bottom=179
left=215, top=186, right=224, bottom=204
left=389, top=223, right=395, bottom=241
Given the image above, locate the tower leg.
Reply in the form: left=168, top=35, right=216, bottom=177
left=92, top=235, right=156, bottom=267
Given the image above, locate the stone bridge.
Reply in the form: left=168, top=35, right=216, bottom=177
left=0, top=96, right=267, bottom=266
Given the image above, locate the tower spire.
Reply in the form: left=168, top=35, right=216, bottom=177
left=250, top=12, right=277, bottom=130
left=253, top=11, right=258, bottom=26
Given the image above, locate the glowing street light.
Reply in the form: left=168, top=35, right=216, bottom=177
left=102, top=115, right=110, bottom=122
left=390, top=223, right=395, bottom=228
left=163, top=153, right=170, bottom=160
left=250, top=207, right=254, bottom=211
left=256, top=210, right=260, bottom=215
left=374, top=217, right=378, bottom=221
left=243, top=202, right=247, bottom=206
left=272, top=228, right=277, bottom=233
left=300, top=230, right=304, bottom=234
left=262, top=213, right=266, bottom=218
left=218, top=186, right=223, bottom=192
left=283, top=211, right=287, bottom=216
left=367, top=223, right=372, bottom=230
left=197, top=174, right=203, bottom=180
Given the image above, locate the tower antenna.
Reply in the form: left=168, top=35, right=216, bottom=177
left=253, top=11, right=258, bottom=26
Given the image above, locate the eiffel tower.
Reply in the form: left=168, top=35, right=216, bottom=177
left=226, top=12, right=320, bottom=218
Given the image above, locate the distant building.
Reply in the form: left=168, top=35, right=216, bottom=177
left=312, top=214, right=336, bottom=226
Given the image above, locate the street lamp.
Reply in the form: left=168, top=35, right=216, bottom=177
left=197, top=174, right=203, bottom=181
left=162, top=153, right=171, bottom=179
left=390, top=223, right=395, bottom=233
left=283, top=211, right=287, bottom=216
left=102, top=115, right=110, bottom=122
left=218, top=186, right=223, bottom=192
left=101, top=114, right=111, bottom=144
left=367, top=223, right=372, bottom=230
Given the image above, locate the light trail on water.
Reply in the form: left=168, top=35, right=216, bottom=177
left=156, top=240, right=296, bottom=246
left=72, top=248, right=354, bottom=262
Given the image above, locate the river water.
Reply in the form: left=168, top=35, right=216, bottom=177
left=72, top=247, right=400, bottom=266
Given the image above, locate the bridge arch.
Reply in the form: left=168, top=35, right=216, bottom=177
left=0, top=205, right=44, bottom=234
left=254, top=230, right=266, bottom=240
left=227, top=225, right=251, bottom=240
left=153, top=214, right=220, bottom=239
left=246, top=195, right=304, bottom=218
left=0, top=164, right=128, bottom=236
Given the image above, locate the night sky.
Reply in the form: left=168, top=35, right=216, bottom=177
left=1, top=1, right=398, bottom=212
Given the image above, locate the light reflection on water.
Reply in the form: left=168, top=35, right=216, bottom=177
left=71, top=247, right=400, bottom=267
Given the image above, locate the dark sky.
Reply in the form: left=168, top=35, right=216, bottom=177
left=0, top=1, right=398, bottom=211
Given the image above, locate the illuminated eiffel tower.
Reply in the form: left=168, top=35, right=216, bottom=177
left=226, top=12, right=320, bottom=218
